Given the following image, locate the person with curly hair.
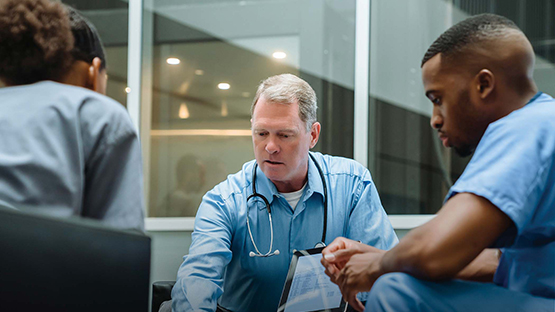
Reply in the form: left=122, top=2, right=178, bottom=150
left=0, top=0, right=144, bottom=231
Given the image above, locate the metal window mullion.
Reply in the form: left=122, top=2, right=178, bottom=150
left=127, top=0, right=143, bottom=136
left=354, top=0, right=370, bottom=168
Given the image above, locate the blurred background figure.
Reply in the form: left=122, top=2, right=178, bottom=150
left=159, top=154, right=206, bottom=217
left=201, top=158, right=228, bottom=196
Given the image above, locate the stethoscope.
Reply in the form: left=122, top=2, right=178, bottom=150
left=247, top=153, right=328, bottom=257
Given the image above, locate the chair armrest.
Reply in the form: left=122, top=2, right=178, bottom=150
left=152, top=281, right=175, bottom=312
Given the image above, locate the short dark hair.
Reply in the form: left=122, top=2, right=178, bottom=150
left=0, top=0, right=74, bottom=85
left=421, top=13, right=520, bottom=67
left=66, top=5, right=107, bottom=70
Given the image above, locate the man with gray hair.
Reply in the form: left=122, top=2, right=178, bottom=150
left=171, top=73, right=397, bottom=311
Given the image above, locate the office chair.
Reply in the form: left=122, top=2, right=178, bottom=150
left=0, top=207, right=151, bottom=311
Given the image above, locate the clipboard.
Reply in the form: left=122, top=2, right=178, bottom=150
left=277, top=247, right=347, bottom=312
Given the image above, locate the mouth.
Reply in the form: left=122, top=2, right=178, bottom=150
left=264, top=160, right=284, bottom=166
left=438, top=132, right=449, bottom=147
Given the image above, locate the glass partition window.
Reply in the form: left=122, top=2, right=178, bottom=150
left=368, top=0, right=555, bottom=214
left=4, top=0, right=552, bottom=220
left=143, top=0, right=357, bottom=217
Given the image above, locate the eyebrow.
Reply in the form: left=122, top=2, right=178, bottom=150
left=277, top=129, right=296, bottom=133
left=252, top=128, right=297, bottom=133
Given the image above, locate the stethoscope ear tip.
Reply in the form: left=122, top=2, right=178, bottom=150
left=274, top=249, right=280, bottom=255
left=249, top=251, right=256, bottom=257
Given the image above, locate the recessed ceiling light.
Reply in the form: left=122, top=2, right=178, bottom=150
left=218, top=83, right=230, bottom=90
left=125, top=87, right=131, bottom=93
left=272, top=51, right=287, bottom=59
left=166, top=57, right=180, bottom=65
left=195, top=69, right=204, bottom=75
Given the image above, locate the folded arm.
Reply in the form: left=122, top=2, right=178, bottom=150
left=455, top=248, right=500, bottom=282
left=322, top=193, right=512, bottom=311
left=380, top=193, right=511, bottom=280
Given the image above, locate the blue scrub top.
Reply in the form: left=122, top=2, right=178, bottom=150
left=447, top=92, right=555, bottom=299
left=172, top=152, right=398, bottom=311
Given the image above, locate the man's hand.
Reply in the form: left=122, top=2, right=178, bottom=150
left=335, top=251, right=385, bottom=312
left=321, top=237, right=374, bottom=279
left=321, top=237, right=386, bottom=312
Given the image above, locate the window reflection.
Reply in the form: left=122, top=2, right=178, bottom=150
left=369, top=0, right=555, bottom=214
left=145, top=0, right=357, bottom=217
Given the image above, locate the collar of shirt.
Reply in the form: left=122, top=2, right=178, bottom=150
left=252, top=152, right=326, bottom=211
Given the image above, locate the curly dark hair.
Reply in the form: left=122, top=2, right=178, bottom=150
left=421, top=13, right=520, bottom=67
left=0, top=0, right=74, bottom=85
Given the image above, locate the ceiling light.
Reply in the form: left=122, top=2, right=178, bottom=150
left=125, top=87, right=131, bottom=93
left=195, top=69, right=204, bottom=76
left=218, top=83, right=230, bottom=90
left=179, top=103, right=190, bottom=119
left=272, top=51, right=287, bottom=59
left=166, top=57, right=180, bottom=65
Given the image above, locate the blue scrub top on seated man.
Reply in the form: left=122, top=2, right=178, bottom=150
left=171, top=74, right=398, bottom=312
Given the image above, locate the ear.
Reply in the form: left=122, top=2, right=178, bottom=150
left=309, top=122, right=321, bottom=149
left=475, top=69, right=495, bottom=100
left=87, top=57, right=106, bottom=94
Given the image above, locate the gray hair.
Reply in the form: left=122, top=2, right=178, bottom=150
left=251, top=73, right=318, bottom=132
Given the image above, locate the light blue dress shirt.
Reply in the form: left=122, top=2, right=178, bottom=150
left=172, top=152, right=398, bottom=312
left=0, top=81, right=144, bottom=231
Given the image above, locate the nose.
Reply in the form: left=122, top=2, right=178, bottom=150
left=430, top=108, right=443, bottom=130
left=265, top=136, right=279, bottom=154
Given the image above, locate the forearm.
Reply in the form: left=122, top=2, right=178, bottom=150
left=172, top=268, right=223, bottom=312
left=380, top=194, right=512, bottom=281
left=455, top=248, right=499, bottom=282
left=378, top=231, right=440, bottom=279
left=173, top=235, right=232, bottom=311
left=173, top=196, right=235, bottom=310
left=378, top=223, right=478, bottom=280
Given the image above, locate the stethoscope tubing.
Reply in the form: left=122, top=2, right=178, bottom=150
left=247, top=153, right=327, bottom=257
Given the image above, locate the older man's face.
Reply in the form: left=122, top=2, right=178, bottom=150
left=251, top=95, right=319, bottom=192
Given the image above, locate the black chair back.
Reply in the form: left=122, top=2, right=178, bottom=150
left=0, top=208, right=151, bottom=311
